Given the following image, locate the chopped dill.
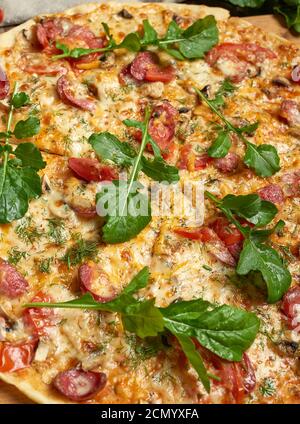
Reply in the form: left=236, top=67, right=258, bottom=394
left=38, top=257, right=53, bottom=274
left=47, top=218, right=66, bottom=245
left=259, top=378, right=276, bottom=397
left=61, top=235, right=98, bottom=268
left=15, top=217, right=42, bottom=245
left=8, top=247, right=27, bottom=265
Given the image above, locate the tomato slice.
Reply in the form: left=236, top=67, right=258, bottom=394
left=0, top=339, right=37, bottom=372
left=174, top=227, right=214, bottom=242
left=23, top=292, right=56, bottom=336
left=68, top=158, right=118, bottom=182
left=281, top=285, right=300, bottom=330
left=206, top=43, right=276, bottom=66
left=129, top=51, right=175, bottom=83
left=210, top=217, right=244, bottom=246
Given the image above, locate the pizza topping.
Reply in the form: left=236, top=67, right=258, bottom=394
left=148, top=102, right=178, bottom=155
left=174, top=226, right=237, bottom=266
left=20, top=54, right=67, bottom=75
left=279, top=100, right=300, bottom=127
left=129, top=52, right=175, bottom=83
left=79, top=263, right=116, bottom=302
left=0, top=259, right=28, bottom=298
left=71, top=206, right=97, bottom=219
left=257, top=184, right=284, bottom=204
left=206, top=191, right=291, bottom=303
left=0, top=339, right=37, bottom=372
left=68, top=158, right=117, bottom=182
left=53, top=368, right=107, bottom=401
left=291, top=65, right=300, bottom=83
left=0, top=66, right=9, bottom=100
left=206, top=43, right=276, bottom=82
left=196, top=88, right=280, bottom=178
left=281, top=170, right=300, bottom=197
left=31, top=267, right=260, bottom=393
left=178, top=145, right=213, bottom=171
left=53, top=16, right=219, bottom=62
left=281, top=286, right=300, bottom=330
left=117, top=9, right=133, bottom=19
left=214, top=152, right=240, bottom=173
left=36, top=18, right=71, bottom=50
left=23, top=292, right=56, bottom=336
left=56, top=75, right=96, bottom=111
left=89, top=109, right=178, bottom=243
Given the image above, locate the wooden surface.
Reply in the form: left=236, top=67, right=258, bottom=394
left=0, top=12, right=299, bottom=405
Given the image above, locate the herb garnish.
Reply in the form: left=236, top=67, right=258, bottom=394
left=0, top=83, right=45, bottom=224
left=195, top=87, right=280, bottom=177
left=53, top=16, right=219, bottom=61
left=89, top=108, right=179, bottom=244
left=25, top=266, right=260, bottom=392
left=205, top=191, right=291, bottom=303
left=61, top=235, right=98, bottom=268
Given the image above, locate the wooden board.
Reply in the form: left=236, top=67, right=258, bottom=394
left=0, top=12, right=299, bottom=405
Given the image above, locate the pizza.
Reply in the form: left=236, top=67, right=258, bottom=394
left=0, top=1, right=299, bottom=404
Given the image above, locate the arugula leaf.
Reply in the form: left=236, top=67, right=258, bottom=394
left=11, top=92, right=30, bottom=108
left=161, top=299, right=259, bottom=361
left=0, top=164, right=42, bottom=223
left=89, top=132, right=136, bottom=167
left=13, top=116, right=40, bottom=139
left=205, top=191, right=291, bottom=303
left=141, top=20, right=158, bottom=45
left=118, top=33, right=141, bottom=52
left=176, top=334, right=210, bottom=392
left=13, top=143, right=46, bottom=170
left=221, top=194, right=278, bottom=227
left=96, top=109, right=153, bottom=244
left=275, top=5, right=300, bottom=33
left=141, top=157, right=179, bottom=183
left=195, top=87, right=280, bottom=177
left=0, top=84, right=43, bottom=224
left=227, top=0, right=266, bottom=7
left=26, top=267, right=260, bottom=392
left=244, top=142, right=280, bottom=178
left=237, top=239, right=292, bottom=303
left=207, top=129, right=231, bottom=158
left=210, top=79, right=236, bottom=109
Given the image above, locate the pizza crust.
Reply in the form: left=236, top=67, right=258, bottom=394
left=0, top=2, right=229, bottom=50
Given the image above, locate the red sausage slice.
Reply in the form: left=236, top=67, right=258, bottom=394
left=291, top=65, right=300, bottom=83
left=53, top=368, right=107, bottom=401
left=23, top=292, right=56, bottom=336
left=124, top=51, right=175, bottom=84
left=281, top=170, right=300, bottom=198
left=68, top=158, right=117, bottom=182
left=281, top=285, right=300, bottom=330
left=280, top=100, right=300, bottom=127
left=57, top=75, right=96, bottom=111
left=148, top=102, right=178, bottom=156
left=0, top=66, right=9, bottom=100
left=79, top=263, right=116, bottom=302
left=0, top=260, right=28, bottom=298
left=0, top=339, right=37, bottom=372
left=257, top=184, right=284, bottom=204
left=214, top=152, right=240, bottom=173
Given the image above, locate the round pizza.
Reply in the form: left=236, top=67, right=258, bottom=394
left=0, top=1, right=299, bottom=404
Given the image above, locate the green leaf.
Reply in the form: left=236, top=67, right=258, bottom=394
left=89, top=132, right=136, bottom=166
left=0, top=162, right=42, bottom=224
left=141, top=157, right=179, bottom=183
left=210, top=79, right=236, bottom=109
left=237, top=122, right=259, bottom=134
left=275, top=5, right=300, bottom=33
left=122, top=266, right=150, bottom=295
left=161, top=299, right=260, bottom=361
left=141, top=20, right=158, bottom=45
left=221, top=194, right=278, bottom=227
left=227, top=0, right=266, bottom=7
left=13, top=116, right=40, bottom=139
left=11, top=92, right=30, bottom=108
left=122, top=299, right=165, bottom=338
left=176, top=334, right=210, bottom=392
left=164, top=20, right=183, bottom=41
left=237, top=239, right=292, bottom=303
left=178, top=16, right=219, bottom=59
left=244, top=143, right=280, bottom=177
left=97, top=181, right=151, bottom=244
left=250, top=220, right=285, bottom=243
left=207, top=130, right=231, bottom=158
left=14, top=143, right=46, bottom=170
left=118, top=33, right=141, bottom=52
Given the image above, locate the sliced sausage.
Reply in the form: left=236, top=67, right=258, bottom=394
left=257, top=184, right=284, bottom=204
left=0, top=260, right=28, bottom=298
left=79, top=263, right=116, bottom=302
